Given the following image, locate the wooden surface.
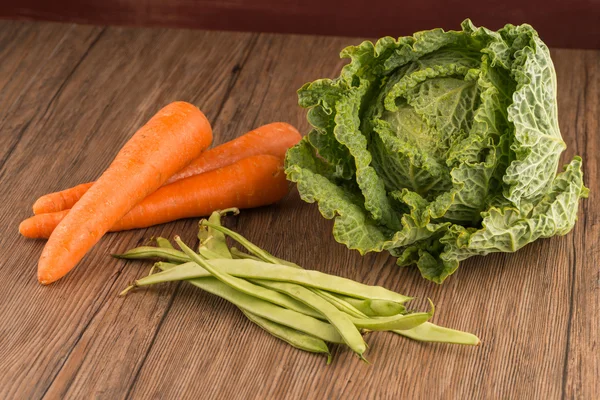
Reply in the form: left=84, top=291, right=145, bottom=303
left=0, top=21, right=598, bottom=399
left=1, top=0, right=600, bottom=49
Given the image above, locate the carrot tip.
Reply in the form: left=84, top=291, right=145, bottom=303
left=38, top=277, right=51, bottom=285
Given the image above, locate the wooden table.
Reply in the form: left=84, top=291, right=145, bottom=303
left=0, top=21, right=598, bottom=399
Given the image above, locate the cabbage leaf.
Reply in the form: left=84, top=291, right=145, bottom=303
left=286, top=20, right=588, bottom=283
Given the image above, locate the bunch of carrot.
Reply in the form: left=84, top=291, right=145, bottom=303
left=20, top=101, right=301, bottom=285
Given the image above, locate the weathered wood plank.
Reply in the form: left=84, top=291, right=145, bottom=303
left=0, top=22, right=100, bottom=176
left=555, top=49, right=600, bottom=400
left=0, top=21, right=597, bottom=399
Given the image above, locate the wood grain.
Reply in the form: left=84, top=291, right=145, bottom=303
left=0, top=21, right=598, bottom=399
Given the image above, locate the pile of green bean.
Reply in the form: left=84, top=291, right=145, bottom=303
left=117, top=209, right=479, bottom=363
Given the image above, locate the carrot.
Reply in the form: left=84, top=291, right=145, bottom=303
left=32, top=182, right=94, bottom=216
left=32, top=122, right=301, bottom=214
left=37, top=101, right=213, bottom=284
left=20, top=155, right=288, bottom=239
left=20, top=211, right=67, bottom=239
left=164, top=122, right=300, bottom=183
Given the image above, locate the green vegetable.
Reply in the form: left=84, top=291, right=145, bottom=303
left=256, top=280, right=367, bottom=358
left=113, top=246, right=188, bottom=263
left=155, top=237, right=174, bottom=250
left=174, top=236, right=324, bottom=319
left=160, top=223, right=335, bottom=361
left=129, top=259, right=412, bottom=304
left=120, top=210, right=481, bottom=363
left=197, top=208, right=237, bottom=258
left=394, top=322, right=480, bottom=345
left=239, top=309, right=332, bottom=362
left=161, top=275, right=345, bottom=344
left=350, top=300, right=433, bottom=331
left=285, top=19, right=588, bottom=283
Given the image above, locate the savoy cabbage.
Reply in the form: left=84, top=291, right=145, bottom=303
left=285, top=20, right=588, bottom=283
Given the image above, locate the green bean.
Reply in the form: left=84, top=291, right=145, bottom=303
left=254, top=280, right=366, bottom=358
left=201, top=222, right=413, bottom=316
left=135, top=259, right=411, bottom=304
left=174, top=237, right=324, bottom=319
left=229, top=237, right=408, bottom=319
left=240, top=308, right=331, bottom=363
left=112, top=246, right=189, bottom=264
left=350, top=300, right=434, bottom=331
left=174, top=275, right=343, bottom=343
left=199, top=247, right=227, bottom=262
left=352, top=313, right=431, bottom=331
left=230, top=245, right=301, bottom=269
left=130, top=261, right=197, bottom=286
left=310, top=289, right=368, bottom=319
left=202, top=221, right=300, bottom=268
left=155, top=237, right=174, bottom=250
left=198, top=211, right=233, bottom=258
left=202, top=222, right=411, bottom=306
left=230, top=247, right=263, bottom=262
left=151, top=255, right=341, bottom=343
left=120, top=261, right=173, bottom=296
left=334, top=295, right=406, bottom=317
left=393, top=322, right=480, bottom=345
left=154, top=261, right=179, bottom=270
left=211, top=260, right=412, bottom=303
left=230, top=241, right=409, bottom=327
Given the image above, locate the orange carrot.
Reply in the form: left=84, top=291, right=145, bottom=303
left=20, top=155, right=288, bottom=239
left=37, top=101, right=213, bottom=284
left=20, top=211, right=67, bottom=239
left=32, top=182, right=94, bottom=216
left=32, top=122, right=301, bottom=214
left=164, top=122, right=300, bottom=183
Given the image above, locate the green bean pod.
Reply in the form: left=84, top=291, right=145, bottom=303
left=350, top=300, right=434, bottom=331
left=211, top=259, right=413, bottom=304
left=202, top=221, right=300, bottom=268
left=335, top=295, right=406, bottom=317
left=198, top=211, right=233, bottom=258
left=240, top=308, right=331, bottom=363
left=155, top=237, right=174, bottom=250
left=175, top=237, right=324, bottom=320
left=255, top=280, right=367, bottom=358
left=230, top=247, right=263, bottom=262
left=120, top=212, right=481, bottom=349
left=394, top=322, right=481, bottom=345
left=310, top=289, right=369, bottom=319
left=113, top=246, right=189, bottom=264
left=133, top=260, right=411, bottom=304
left=184, top=276, right=343, bottom=343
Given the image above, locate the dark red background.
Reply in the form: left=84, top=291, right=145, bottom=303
left=1, top=0, right=599, bottom=48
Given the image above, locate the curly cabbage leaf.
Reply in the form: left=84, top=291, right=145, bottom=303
left=285, top=20, right=588, bottom=283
